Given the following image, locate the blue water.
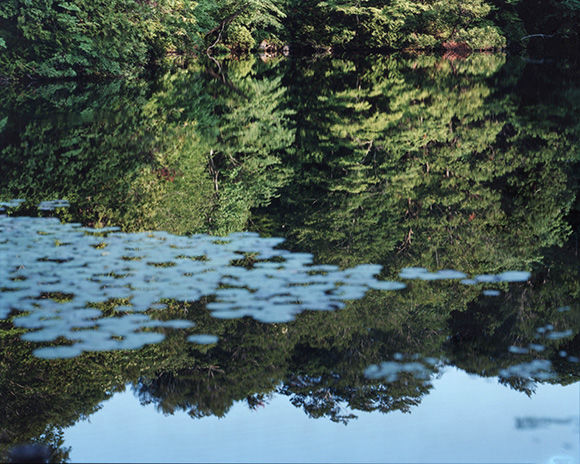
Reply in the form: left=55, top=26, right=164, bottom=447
left=64, top=367, right=579, bottom=463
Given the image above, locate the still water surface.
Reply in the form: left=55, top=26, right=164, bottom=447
left=65, top=368, right=578, bottom=463
left=0, top=53, right=579, bottom=463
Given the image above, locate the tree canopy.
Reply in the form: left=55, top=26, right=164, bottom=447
left=1, top=0, right=579, bottom=79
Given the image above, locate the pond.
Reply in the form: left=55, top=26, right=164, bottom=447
left=0, top=53, right=579, bottom=463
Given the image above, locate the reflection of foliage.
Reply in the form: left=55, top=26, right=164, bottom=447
left=0, top=328, right=113, bottom=461
left=256, top=54, right=578, bottom=280
left=201, top=59, right=295, bottom=234
left=0, top=53, right=578, bottom=455
left=2, top=253, right=576, bottom=448
left=447, top=236, right=580, bottom=393
left=0, top=81, right=154, bottom=222
left=134, top=308, right=291, bottom=419
left=125, top=293, right=445, bottom=424
left=277, top=303, right=441, bottom=423
left=0, top=60, right=293, bottom=235
left=119, top=59, right=294, bottom=235
left=1, top=246, right=578, bottom=451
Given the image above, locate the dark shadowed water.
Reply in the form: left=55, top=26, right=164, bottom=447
left=0, top=53, right=579, bottom=463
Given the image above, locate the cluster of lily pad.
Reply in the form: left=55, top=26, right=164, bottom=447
left=364, top=353, right=442, bottom=385
left=0, top=199, right=25, bottom=210
left=366, top=316, right=577, bottom=385
left=0, top=203, right=536, bottom=359
left=1, top=213, right=409, bottom=358
left=507, top=323, right=577, bottom=364
left=498, top=360, right=556, bottom=381
left=398, top=267, right=531, bottom=296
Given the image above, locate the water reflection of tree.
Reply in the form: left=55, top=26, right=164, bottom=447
left=446, top=236, right=580, bottom=394
left=0, top=59, right=294, bottom=236
left=0, top=328, right=118, bottom=462
left=130, top=297, right=442, bottom=424
left=1, top=262, right=578, bottom=457
left=255, top=54, right=578, bottom=278
left=126, top=53, right=580, bottom=425
left=0, top=54, right=579, bottom=456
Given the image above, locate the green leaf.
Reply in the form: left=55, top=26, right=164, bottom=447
left=58, top=2, right=81, bottom=12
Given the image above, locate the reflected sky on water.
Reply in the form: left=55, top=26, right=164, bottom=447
left=64, top=367, right=579, bottom=463
left=1, top=52, right=579, bottom=463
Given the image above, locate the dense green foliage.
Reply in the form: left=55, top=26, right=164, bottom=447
left=1, top=0, right=579, bottom=79
left=286, top=0, right=508, bottom=50
left=1, top=243, right=578, bottom=459
left=0, top=0, right=199, bottom=78
left=0, top=60, right=293, bottom=235
left=1, top=54, right=579, bottom=462
left=253, top=54, right=579, bottom=278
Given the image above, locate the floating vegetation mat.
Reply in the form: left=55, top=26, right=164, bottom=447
left=0, top=214, right=405, bottom=358
left=364, top=353, right=442, bottom=385
left=366, top=320, right=577, bottom=386
left=0, top=209, right=533, bottom=359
